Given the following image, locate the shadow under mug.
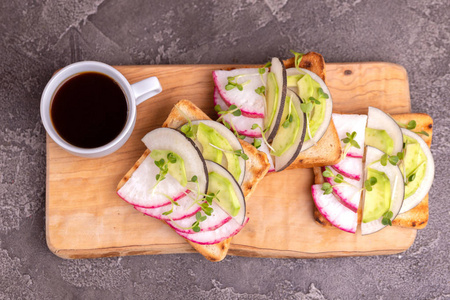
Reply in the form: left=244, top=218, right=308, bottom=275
left=40, top=61, right=162, bottom=158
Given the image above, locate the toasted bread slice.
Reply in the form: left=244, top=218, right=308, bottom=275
left=118, top=99, right=270, bottom=262
left=312, top=113, right=433, bottom=230
left=391, top=113, right=433, bottom=229
left=283, top=52, right=341, bottom=169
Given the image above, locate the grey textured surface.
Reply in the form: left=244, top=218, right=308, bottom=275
left=1, top=0, right=449, bottom=299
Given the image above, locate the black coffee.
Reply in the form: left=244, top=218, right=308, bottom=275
left=51, top=72, right=128, bottom=148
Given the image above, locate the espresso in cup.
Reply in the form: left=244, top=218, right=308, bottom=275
left=50, top=72, right=128, bottom=149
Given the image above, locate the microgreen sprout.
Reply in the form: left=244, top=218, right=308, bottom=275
left=225, top=73, right=259, bottom=91
left=258, top=61, right=271, bottom=86
left=379, top=153, right=401, bottom=166
left=252, top=138, right=262, bottom=149
left=251, top=123, right=275, bottom=152
left=255, top=86, right=265, bottom=95
left=341, top=131, right=361, bottom=156
left=381, top=211, right=393, bottom=226
left=160, top=193, right=180, bottom=216
left=282, top=98, right=294, bottom=129
left=290, top=50, right=305, bottom=72
left=364, top=176, right=378, bottom=192
left=176, top=106, right=196, bottom=139
left=300, top=90, right=327, bottom=142
left=396, top=119, right=429, bottom=136
left=214, top=105, right=246, bottom=139
left=208, top=143, right=249, bottom=160
left=322, top=167, right=358, bottom=188
left=321, top=182, right=333, bottom=194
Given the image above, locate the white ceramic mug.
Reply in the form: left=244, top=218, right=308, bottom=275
left=40, top=61, right=162, bottom=158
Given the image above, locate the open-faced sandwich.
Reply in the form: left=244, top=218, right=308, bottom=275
left=312, top=109, right=434, bottom=234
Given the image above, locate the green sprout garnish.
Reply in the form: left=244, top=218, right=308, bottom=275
left=282, top=98, right=294, bottom=129
left=322, top=167, right=359, bottom=189
left=321, top=182, right=333, bottom=194
left=252, top=138, right=262, bottom=149
left=341, top=131, right=361, bottom=156
left=214, top=105, right=246, bottom=139
left=381, top=211, right=393, bottom=226
left=258, top=61, right=271, bottom=75
left=208, top=143, right=249, bottom=161
left=364, top=176, right=378, bottom=192
left=300, top=90, right=327, bottom=142
left=290, top=50, right=305, bottom=73
left=251, top=123, right=275, bottom=152
left=255, top=86, right=265, bottom=95
left=396, top=119, right=429, bottom=136
left=380, top=153, right=401, bottom=166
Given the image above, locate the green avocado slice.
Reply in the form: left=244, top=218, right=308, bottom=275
left=149, top=150, right=187, bottom=186
left=362, top=168, right=391, bottom=223
left=208, top=171, right=240, bottom=217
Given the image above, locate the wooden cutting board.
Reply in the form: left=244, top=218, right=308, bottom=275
left=46, top=62, right=415, bottom=259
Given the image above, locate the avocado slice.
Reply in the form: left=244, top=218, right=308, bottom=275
left=402, top=135, right=427, bottom=199
left=196, top=123, right=223, bottom=164
left=196, top=123, right=241, bottom=181
left=365, top=128, right=394, bottom=155
left=264, top=72, right=279, bottom=132
left=270, top=96, right=301, bottom=157
left=297, top=74, right=326, bottom=140
left=208, top=171, right=240, bottom=217
left=362, top=168, right=391, bottom=223
left=287, top=74, right=303, bottom=87
left=149, top=149, right=187, bottom=186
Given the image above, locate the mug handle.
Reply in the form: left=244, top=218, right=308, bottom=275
left=131, top=77, right=162, bottom=105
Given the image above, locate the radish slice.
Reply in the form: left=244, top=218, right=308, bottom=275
left=399, top=128, right=435, bottom=213
left=141, top=127, right=208, bottom=197
left=264, top=57, right=287, bottom=142
left=243, top=136, right=275, bottom=172
left=166, top=202, right=232, bottom=234
left=331, top=156, right=363, bottom=181
left=332, top=113, right=367, bottom=158
left=189, top=120, right=246, bottom=186
left=361, top=146, right=405, bottom=235
left=286, top=68, right=333, bottom=152
left=213, top=68, right=267, bottom=118
left=213, top=88, right=263, bottom=138
left=366, top=107, right=403, bottom=156
left=311, top=184, right=357, bottom=233
left=323, top=167, right=362, bottom=212
left=134, top=192, right=200, bottom=221
left=117, top=155, right=189, bottom=208
left=205, top=160, right=246, bottom=225
left=273, top=90, right=307, bottom=172
left=176, top=217, right=249, bottom=245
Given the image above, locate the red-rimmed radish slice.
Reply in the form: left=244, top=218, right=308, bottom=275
left=273, top=90, right=306, bottom=172
left=332, top=113, right=367, bottom=158
left=189, top=120, right=246, bottom=186
left=286, top=68, right=333, bottom=152
left=134, top=192, right=200, bottom=221
left=213, top=68, right=267, bottom=118
left=311, top=184, right=357, bottom=233
left=142, top=127, right=208, bottom=196
left=366, top=107, right=403, bottom=156
left=264, top=57, right=287, bottom=142
left=176, top=217, right=249, bottom=245
left=213, top=88, right=263, bottom=138
left=205, top=160, right=246, bottom=225
left=322, top=167, right=362, bottom=212
left=243, top=136, right=275, bottom=172
left=399, top=128, right=435, bottom=214
left=361, top=146, right=405, bottom=235
left=117, top=154, right=189, bottom=208
left=166, top=202, right=232, bottom=234
left=331, top=156, right=363, bottom=181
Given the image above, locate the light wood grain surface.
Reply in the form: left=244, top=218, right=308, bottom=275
left=46, top=62, right=415, bottom=259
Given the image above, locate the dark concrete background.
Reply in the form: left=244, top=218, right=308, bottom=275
left=1, top=0, right=449, bottom=299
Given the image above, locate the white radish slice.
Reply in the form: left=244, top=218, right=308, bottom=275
left=213, top=68, right=267, bottom=118
left=205, top=160, right=246, bottom=225
left=264, top=57, right=287, bottom=142
left=366, top=107, right=403, bottom=156
left=311, top=184, right=357, bottom=233
left=361, top=146, right=405, bottom=235
left=332, top=113, right=367, bottom=158
left=142, top=127, right=208, bottom=196
left=399, top=128, right=435, bottom=214
left=243, top=136, right=275, bottom=172
left=331, top=155, right=363, bottom=181
left=273, top=90, right=307, bottom=172
left=322, top=167, right=362, bottom=212
left=189, top=120, right=246, bottom=186
left=166, top=202, right=232, bottom=234
left=213, top=88, right=263, bottom=138
left=286, top=68, right=333, bottom=152
left=117, top=155, right=189, bottom=208
left=134, top=192, right=200, bottom=221
left=176, top=217, right=249, bottom=245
